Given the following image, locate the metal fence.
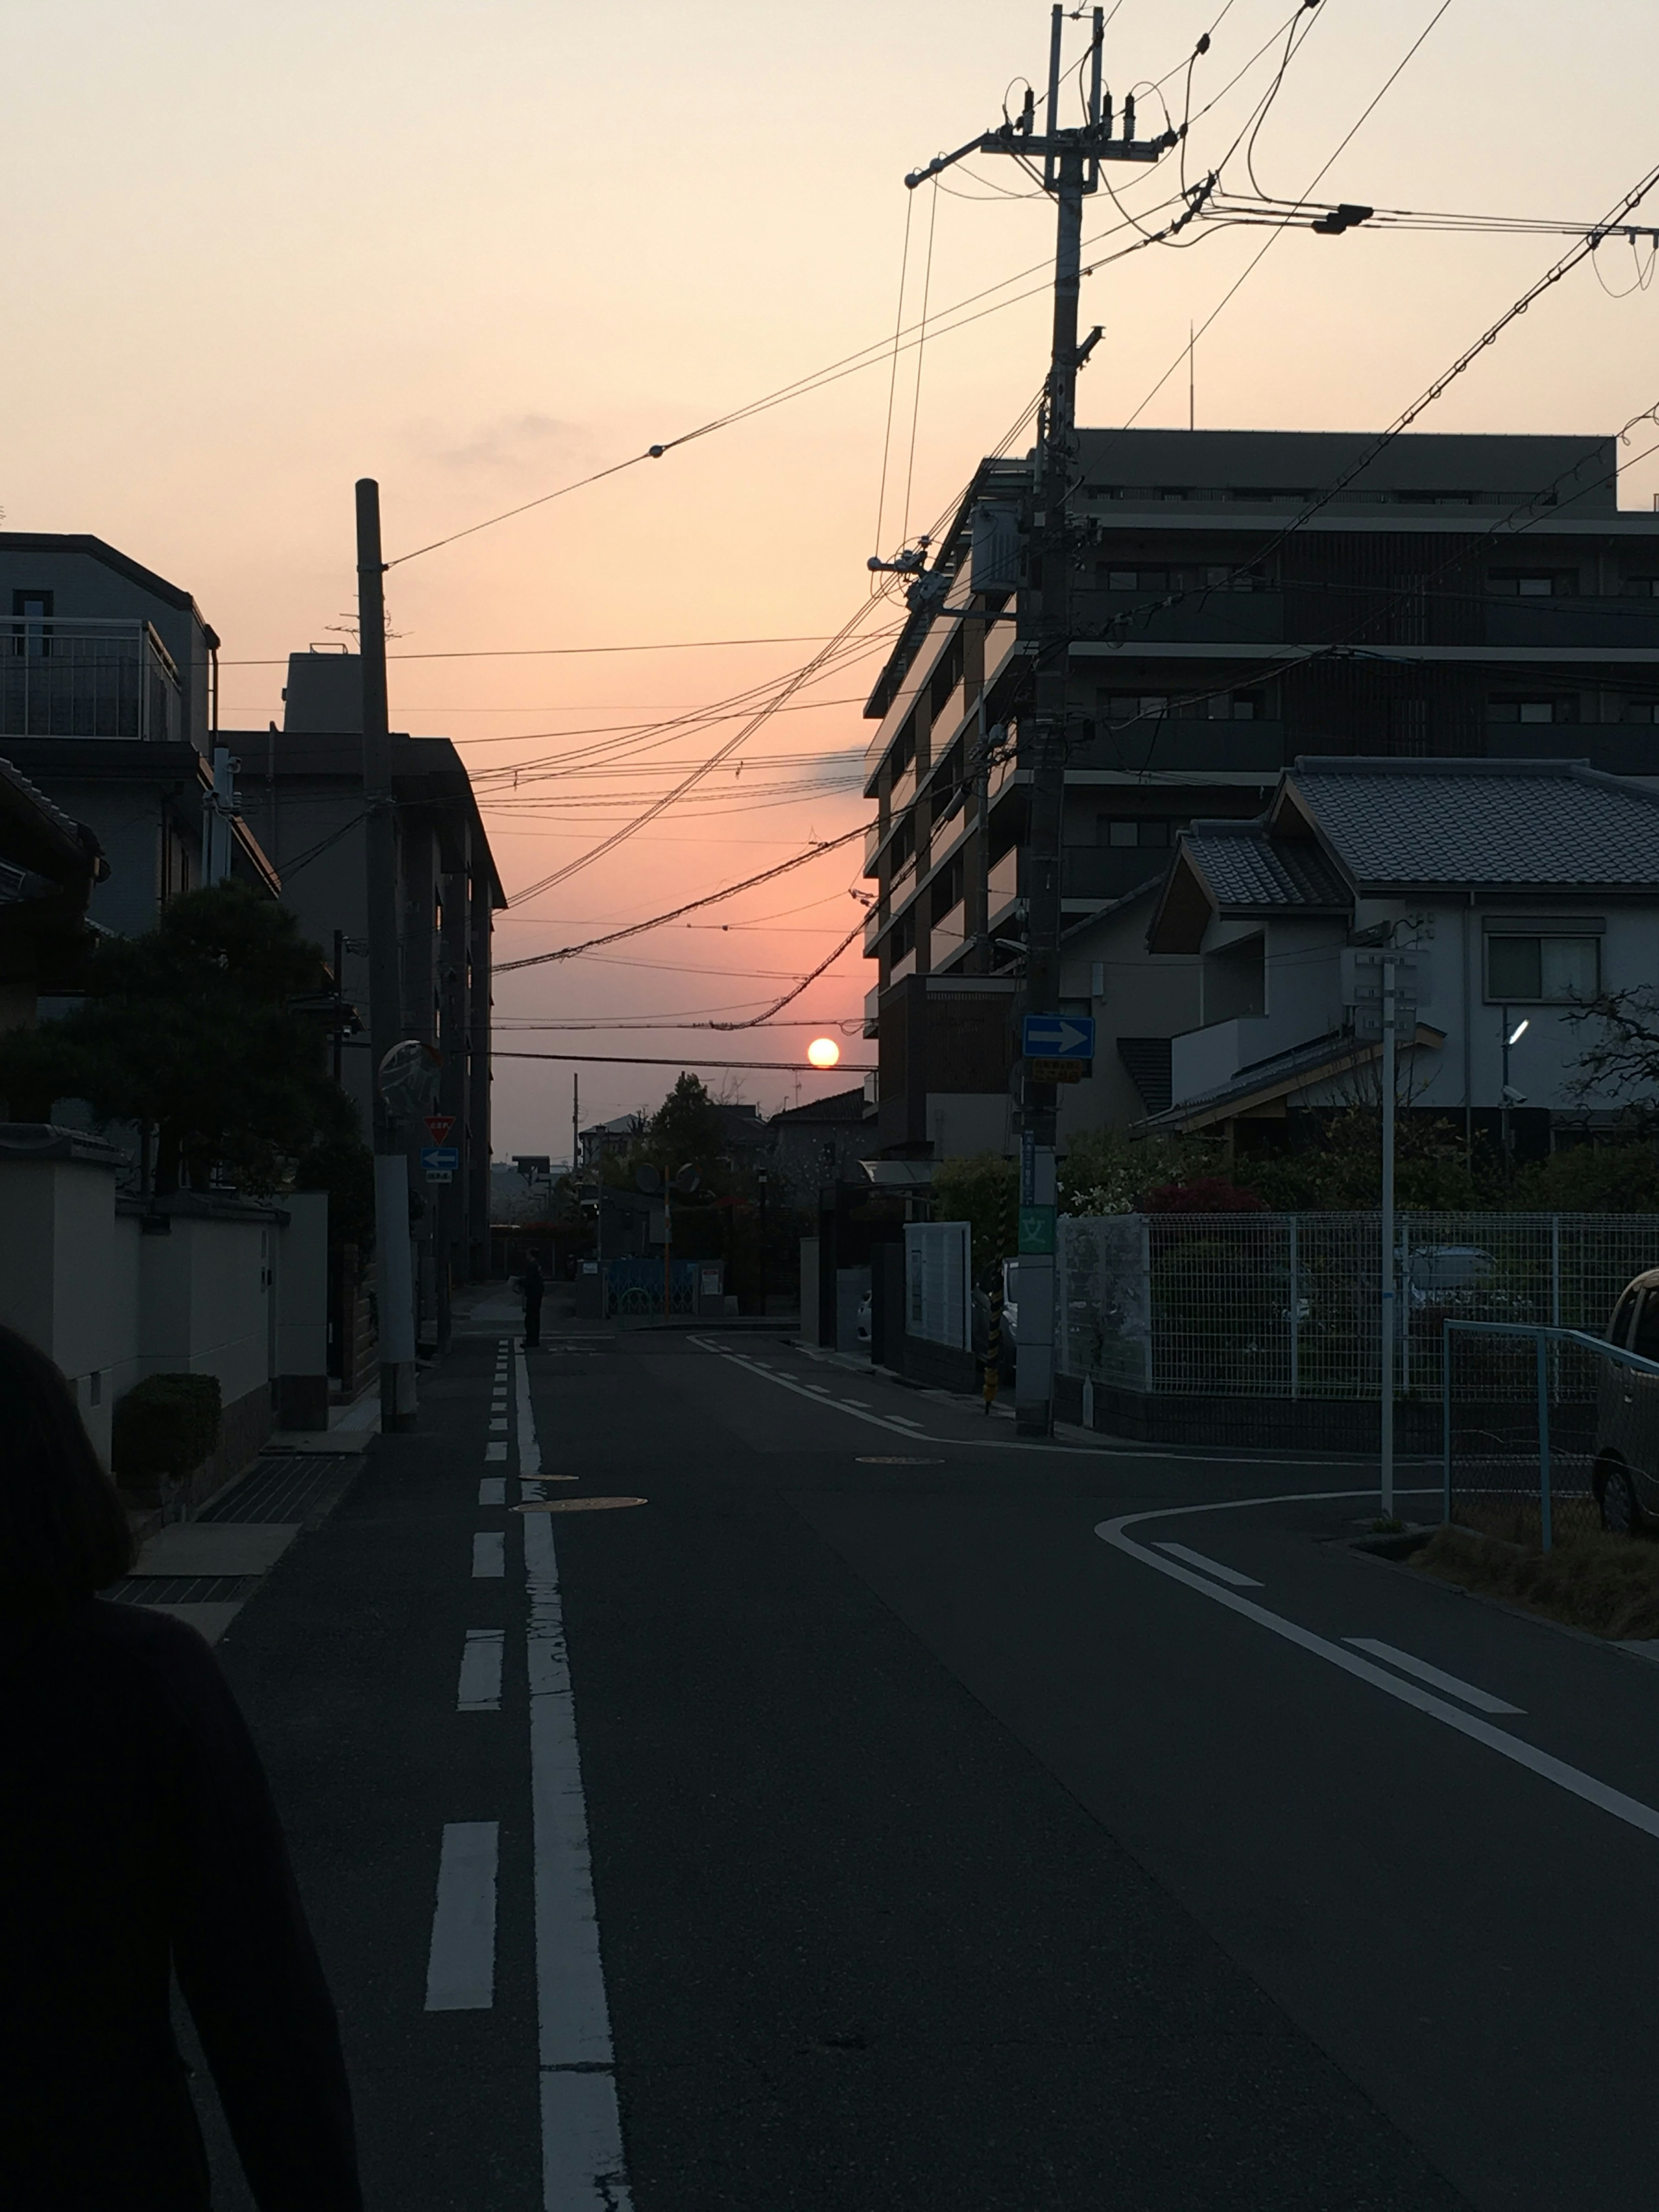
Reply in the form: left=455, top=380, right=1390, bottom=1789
left=1056, top=1212, right=1659, bottom=1401
left=603, top=1258, right=697, bottom=1318
left=905, top=1221, right=971, bottom=1349
left=1442, top=1321, right=1659, bottom=1548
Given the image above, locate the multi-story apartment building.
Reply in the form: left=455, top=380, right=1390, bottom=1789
left=861, top=428, right=1659, bottom=1157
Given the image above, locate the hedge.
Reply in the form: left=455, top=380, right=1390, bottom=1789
left=111, top=1373, right=222, bottom=1486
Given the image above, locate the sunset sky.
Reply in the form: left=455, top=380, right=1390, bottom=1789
left=6, top=0, right=1658, bottom=1155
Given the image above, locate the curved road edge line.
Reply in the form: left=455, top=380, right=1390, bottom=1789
left=1095, top=1497, right=1659, bottom=1845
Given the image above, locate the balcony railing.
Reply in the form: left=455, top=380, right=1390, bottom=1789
left=1, top=617, right=183, bottom=742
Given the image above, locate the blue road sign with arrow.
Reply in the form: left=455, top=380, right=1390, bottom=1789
left=1020, top=1014, right=1095, bottom=1061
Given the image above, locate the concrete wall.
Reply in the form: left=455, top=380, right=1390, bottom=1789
left=0, top=1131, right=326, bottom=1483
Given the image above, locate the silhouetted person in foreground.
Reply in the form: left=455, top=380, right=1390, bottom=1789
left=0, top=1325, right=363, bottom=2212
left=521, top=1251, right=545, bottom=1348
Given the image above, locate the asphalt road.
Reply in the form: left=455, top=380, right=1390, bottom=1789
left=179, top=1308, right=1659, bottom=2211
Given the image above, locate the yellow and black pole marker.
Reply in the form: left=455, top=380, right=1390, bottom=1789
left=982, top=1290, right=1003, bottom=1413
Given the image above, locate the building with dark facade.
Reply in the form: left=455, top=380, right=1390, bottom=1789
left=232, top=649, right=505, bottom=1296
left=861, top=428, right=1659, bottom=1157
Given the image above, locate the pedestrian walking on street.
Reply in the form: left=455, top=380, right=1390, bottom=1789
left=521, top=1251, right=545, bottom=1348
left=0, top=1325, right=364, bottom=2212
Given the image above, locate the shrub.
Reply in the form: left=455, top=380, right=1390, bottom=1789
left=1138, top=1175, right=1265, bottom=1214
left=111, top=1373, right=222, bottom=1488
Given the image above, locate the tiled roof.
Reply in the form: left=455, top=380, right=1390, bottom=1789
left=1181, top=825, right=1349, bottom=910
left=1292, top=759, right=1659, bottom=887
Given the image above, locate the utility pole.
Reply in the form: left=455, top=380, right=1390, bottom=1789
left=356, top=479, right=419, bottom=1430
left=906, top=6, right=1169, bottom=1435
left=1380, top=949, right=1397, bottom=1519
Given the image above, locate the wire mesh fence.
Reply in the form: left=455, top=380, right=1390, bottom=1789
left=1056, top=1212, right=1659, bottom=1402
left=1441, top=1322, right=1659, bottom=1549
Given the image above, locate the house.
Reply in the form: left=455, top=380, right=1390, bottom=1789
left=0, top=533, right=278, bottom=930
left=763, top=1084, right=877, bottom=1200
left=1133, top=756, right=1659, bottom=1160
left=858, top=426, right=1659, bottom=1159
left=0, top=756, right=106, bottom=1029
left=232, top=648, right=505, bottom=1286
left=578, top=1114, right=643, bottom=1170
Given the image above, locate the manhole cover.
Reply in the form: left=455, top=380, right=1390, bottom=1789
left=513, top=1497, right=647, bottom=1513
left=857, top=1456, right=943, bottom=1465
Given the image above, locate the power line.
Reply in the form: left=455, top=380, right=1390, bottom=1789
left=493, top=827, right=867, bottom=972
left=217, top=632, right=843, bottom=667
left=495, top=1050, right=873, bottom=1073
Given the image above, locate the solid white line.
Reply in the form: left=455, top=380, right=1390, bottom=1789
left=1098, top=1494, right=1659, bottom=1846
left=424, top=1821, right=498, bottom=2010
left=1154, top=1540, right=1263, bottom=1588
left=517, top=1341, right=631, bottom=2211
left=1346, top=1637, right=1525, bottom=1716
left=457, top=1628, right=504, bottom=1712
left=516, top=1342, right=541, bottom=1481
left=473, top=1531, right=505, bottom=1578
left=479, top=1477, right=506, bottom=1506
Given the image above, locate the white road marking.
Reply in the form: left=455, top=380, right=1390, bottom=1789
left=486, top=1442, right=507, bottom=1462
left=489, top=1417, right=508, bottom=1433
left=479, top=1477, right=506, bottom=1506
left=1153, top=1541, right=1263, bottom=1588
left=1345, top=1637, right=1525, bottom=1716
left=517, top=1342, right=630, bottom=2210
left=1099, top=1493, right=1659, bottom=1846
left=515, top=1344, right=542, bottom=1481
left=688, top=1338, right=1386, bottom=1464
left=473, top=1532, right=505, bottom=1578
left=457, top=1628, right=504, bottom=1711
left=424, top=1821, right=499, bottom=2010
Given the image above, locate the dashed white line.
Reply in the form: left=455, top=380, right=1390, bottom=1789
left=1153, top=1541, right=1263, bottom=1589
left=485, top=1442, right=507, bottom=1463
left=424, top=1821, right=499, bottom=2010
left=1346, top=1637, right=1525, bottom=1716
left=479, top=1477, right=506, bottom=1506
left=473, top=1531, right=505, bottom=1578
left=457, top=1628, right=504, bottom=1712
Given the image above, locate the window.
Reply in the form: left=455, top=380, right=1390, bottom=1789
left=1099, top=692, right=1168, bottom=725
left=1624, top=576, right=1659, bottom=597
left=1485, top=934, right=1600, bottom=1003
left=1486, top=695, right=1574, bottom=724
left=1488, top=571, right=1574, bottom=597
left=10, top=589, right=52, bottom=659
left=1100, top=817, right=1171, bottom=849
left=1209, top=690, right=1262, bottom=721
left=1623, top=699, right=1659, bottom=723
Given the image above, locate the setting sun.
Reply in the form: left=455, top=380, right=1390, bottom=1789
left=806, top=1036, right=842, bottom=1070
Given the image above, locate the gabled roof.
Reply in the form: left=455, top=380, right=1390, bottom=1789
left=1282, top=758, right=1659, bottom=889
left=1149, top=756, right=1659, bottom=952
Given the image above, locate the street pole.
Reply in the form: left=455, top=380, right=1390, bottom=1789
left=1380, top=950, right=1397, bottom=1518
left=899, top=6, right=1167, bottom=1436
left=356, top=478, right=418, bottom=1430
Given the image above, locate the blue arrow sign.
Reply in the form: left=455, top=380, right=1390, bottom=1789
left=1021, top=1014, right=1095, bottom=1061
left=421, top=1146, right=459, bottom=1173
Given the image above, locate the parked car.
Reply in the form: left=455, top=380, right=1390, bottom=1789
left=1592, top=1268, right=1659, bottom=1532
